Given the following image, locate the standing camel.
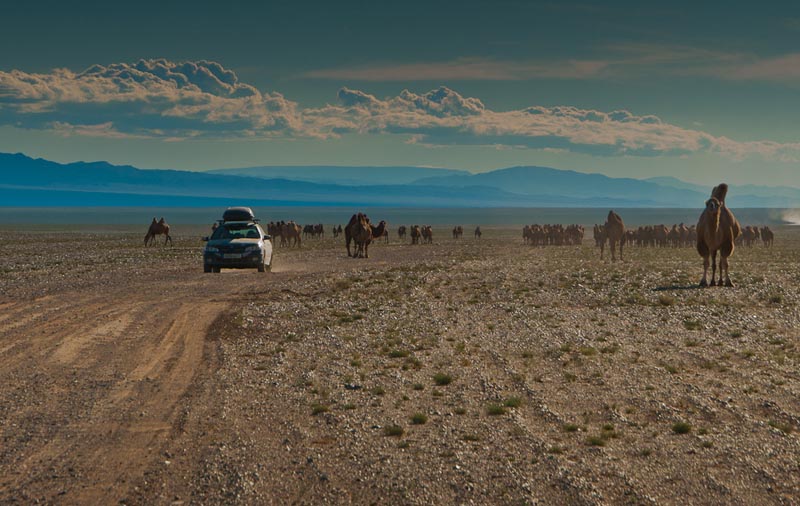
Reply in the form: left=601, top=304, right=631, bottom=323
left=474, top=226, right=482, bottom=239
left=604, top=211, right=625, bottom=261
left=410, top=225, right=422, bottom=245
left=145, top=217, right=172, bottom=246
left=345, top=214, right=361, bottom=257
left=697, top=184, right=741, bottom=287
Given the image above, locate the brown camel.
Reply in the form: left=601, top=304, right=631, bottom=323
left=593, top=224, right=607, bottom=259
left=410, top=225, right=422, bottom=245
left=697, top=184, right=741, bottom=287
left=368, top=220, right=388, bottom=253
left=282, top=221, right=302, bottom=247
left=349, top=213, right=375, bottom=258
left=761, top=226, right=774, bottom=247
left=398, top=225, right=407, bottom=240
left=345, top=213, right=361, bottom=257
left=474, top=226, right=481, bottom=239
left=144, top=217, right=172, bottom=246
left=604, top=210, right=625, bottom=261
left=422, top=225, right=433, bottom=244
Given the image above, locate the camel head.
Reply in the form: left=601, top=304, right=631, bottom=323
left=705, top=197, right=721, bottom=215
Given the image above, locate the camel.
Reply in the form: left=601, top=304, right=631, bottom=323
left=474, top=226, right=481, bottom=239
left=604, top=210, right=625, bottom=261
left=145, top=217, right=172, bottom=246
left=422, top=225, right=433, bottom=244
left=697, top=184, right=741, bottom=287
left=452, top=226, right=463, bottom=239
left=593, top=224, right=607, bottom=259
left=398, top=225, right=407, bottom=241
left=410, top=225, right=422, bottom=245
left=282, top=221, right=302, bottom=247
left=761, top=226, right=774, bottom=247
left=345, top=213, right=361, bottom=257
left=369, top=220, right=388, bottom=251
left=346, top=214, right=383, bottom=257
left=346, top=213, right=381, bottom=258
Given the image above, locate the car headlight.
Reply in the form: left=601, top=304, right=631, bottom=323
left=244, top=245, right=261, bottom=254
left=205, top=246, right=220, bottom=253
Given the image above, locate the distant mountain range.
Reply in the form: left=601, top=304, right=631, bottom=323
left=209, top=166, right=469, bottom=186
left=1, top=152, right=798, bottom=208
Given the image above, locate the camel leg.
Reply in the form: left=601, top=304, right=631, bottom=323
left=700, top=254, right=709, bottom=287
left=364, top=242, right=369, bottom=258
left=600, top=243, right=604, bottom=260
left=721, top=255, right=734, bottom=287
left=619, top=240, right=623, bottom=261
left=710, top=251, right=718, bottom=286
left=610, top=242, right=616, bottom=261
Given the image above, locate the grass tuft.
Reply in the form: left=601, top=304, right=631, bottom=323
left=433, top=373, right=453, bottom=386
left=486, top=404, right=507, bottom=416
left=383, top=424, right=404, bottom=437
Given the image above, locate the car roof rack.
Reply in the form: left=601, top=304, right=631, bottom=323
left=222, top=206, right=256, bottom=222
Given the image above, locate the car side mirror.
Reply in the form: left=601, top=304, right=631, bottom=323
left=263, top=235, right=271, bottom=240
left=202, top=236, right=209, bottom=242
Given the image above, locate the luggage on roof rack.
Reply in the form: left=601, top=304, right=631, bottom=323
left=222, top=207, right=255, bottom=222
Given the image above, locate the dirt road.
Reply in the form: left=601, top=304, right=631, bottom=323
left=0, top=259, right=265, bottom=503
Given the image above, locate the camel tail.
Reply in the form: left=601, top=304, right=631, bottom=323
left=712, top=183, right=729, bottom=203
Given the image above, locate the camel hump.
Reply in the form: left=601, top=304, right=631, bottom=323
left=712, top=183, right=729, bottom=203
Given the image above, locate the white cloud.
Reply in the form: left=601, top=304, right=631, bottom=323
left=307, top=86, right=800, bottom=160
left=0, top=59, right=301, bottom=137
left=1, top=59, right=800, bottom=161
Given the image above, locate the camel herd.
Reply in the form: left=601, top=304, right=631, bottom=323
left=737, top=225, right=774, bottom=248
left=265, top=221, right=303, bottom=247
left=143, top=183, right=775, bottom=287
left=523, top=224, right=585, bottom=246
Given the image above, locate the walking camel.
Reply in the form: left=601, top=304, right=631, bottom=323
left=697, top=184, right=741, bottom=287
left=144, top=217, right=172, bottom=246
left=604, top=211, right=625, bottom=261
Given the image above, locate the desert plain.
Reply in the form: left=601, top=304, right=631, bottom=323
left=0, top=223, right=799, bottom=505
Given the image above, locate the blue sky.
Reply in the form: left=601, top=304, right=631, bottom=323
left=1, top=0, right=800, bottom=186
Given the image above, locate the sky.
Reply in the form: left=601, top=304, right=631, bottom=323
left=1, top=0, right=800, bottom=186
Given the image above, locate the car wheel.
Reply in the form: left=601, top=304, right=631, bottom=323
left=204, top=264, right=212, bottom=273
left=212, top=266, right=221, bottom=273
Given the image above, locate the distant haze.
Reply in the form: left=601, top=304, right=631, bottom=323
left=1, top=152, right=799, bottom=210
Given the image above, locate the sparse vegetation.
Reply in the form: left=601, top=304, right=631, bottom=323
left=486, top=404, right=507, bottom=416
left=383, top=425, right=404, bottom=437
left=684, top=320, right=703, bottom=331
left=433, top=373, right=453, bottom=386
left=672, top=422, right=692, bottom=434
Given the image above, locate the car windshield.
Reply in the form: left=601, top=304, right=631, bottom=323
left=211, top=224, right=261, bottom=240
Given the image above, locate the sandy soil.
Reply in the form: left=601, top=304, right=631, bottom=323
left=0, top=224, right=799, bottom=505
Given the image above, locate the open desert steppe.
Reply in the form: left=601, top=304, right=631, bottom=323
left=1, top=224, right=799, bottom=505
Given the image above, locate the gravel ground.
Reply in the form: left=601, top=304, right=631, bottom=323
left=1, top=224, right=799, bottom=505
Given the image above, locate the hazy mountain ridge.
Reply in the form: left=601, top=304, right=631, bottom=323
left=209, top=166, right=470, bottom=186
left=0, top=152, right=796, bottom=208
